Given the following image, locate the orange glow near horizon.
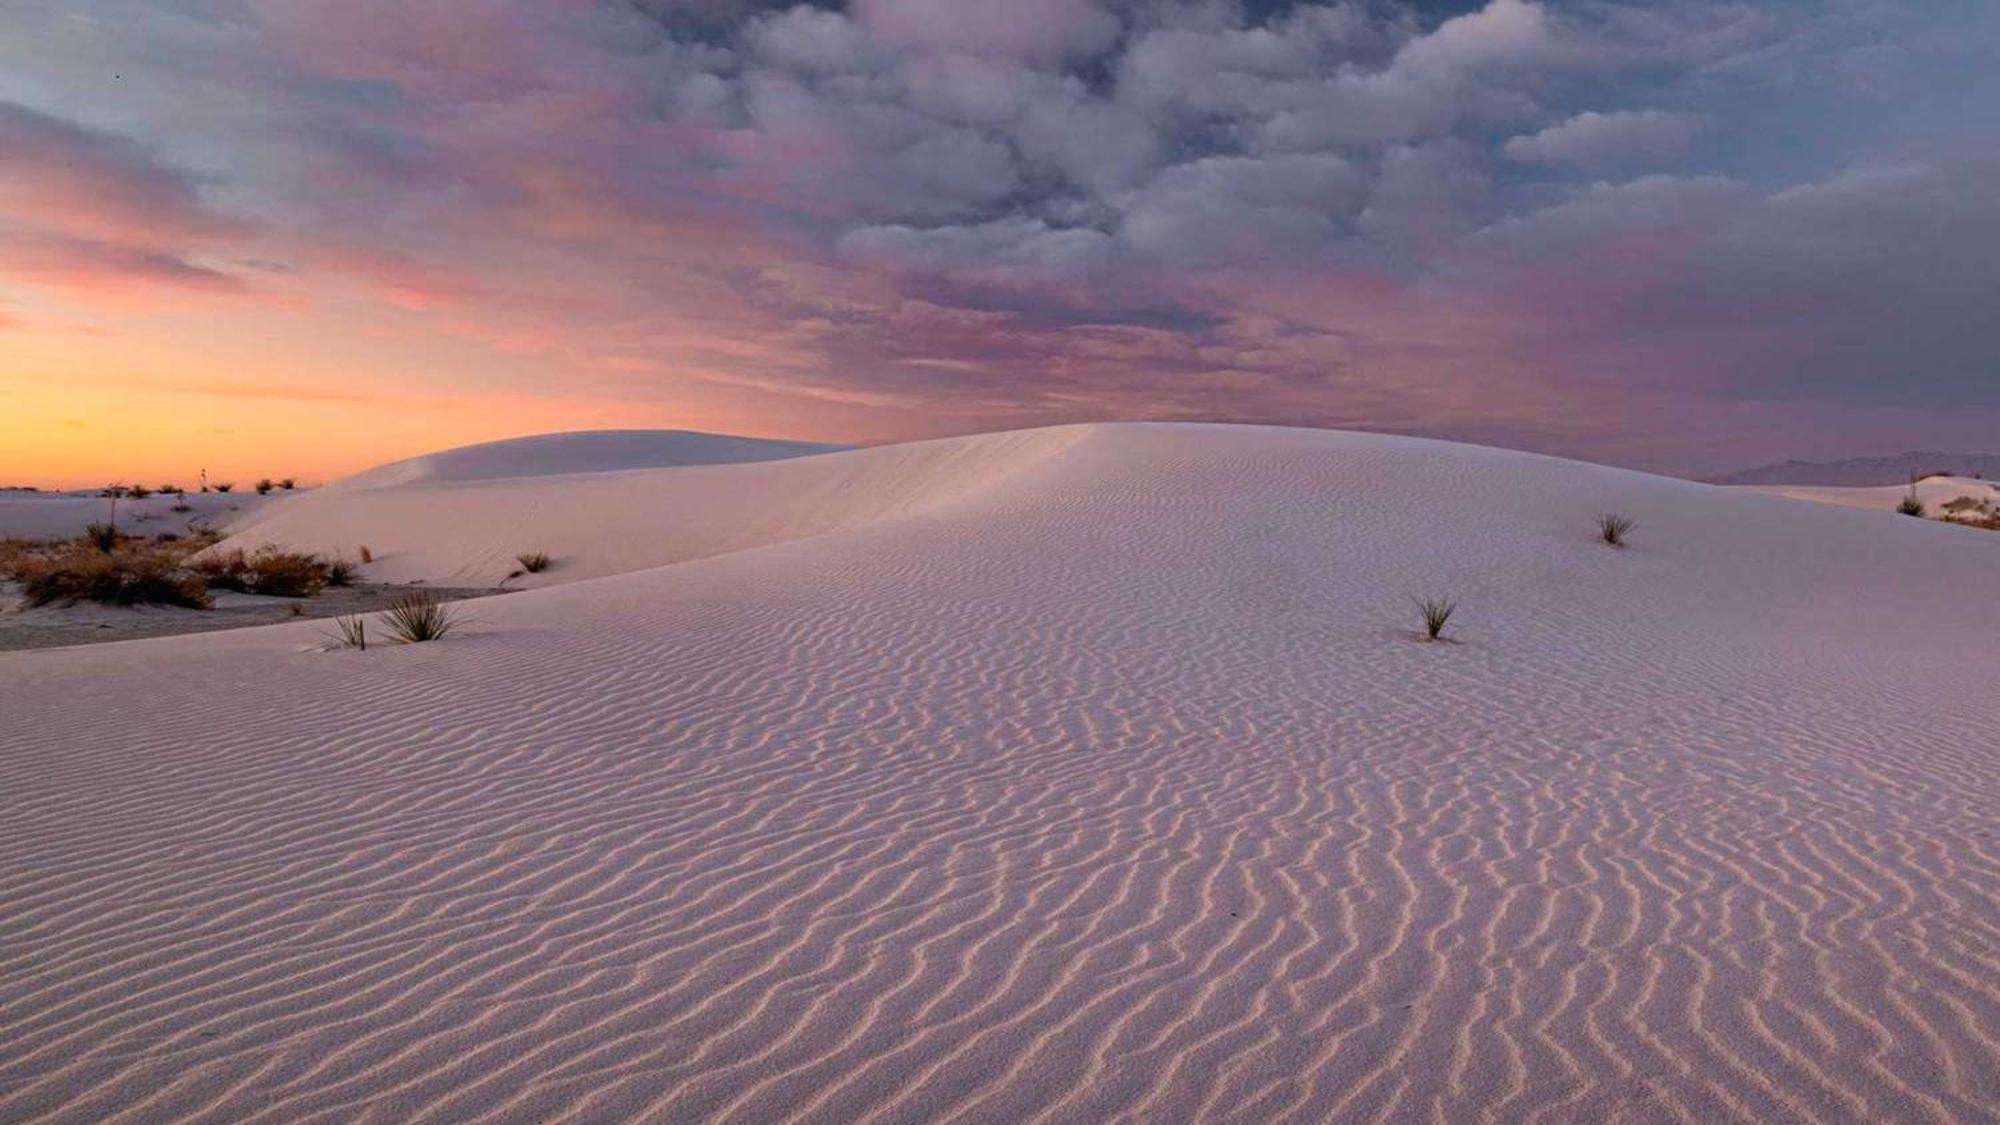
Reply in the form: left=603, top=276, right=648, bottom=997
left=0, top=295, right=836, bottom=490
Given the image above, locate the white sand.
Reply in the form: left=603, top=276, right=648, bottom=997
left=0, top=489, right=275, bottom=541
left=3, top=423, right=1996, bottom=1123
left=1746, top=476, right=2000, bottom=523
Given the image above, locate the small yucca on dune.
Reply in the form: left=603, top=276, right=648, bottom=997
left=516, top=551, right=552, bottom=574
left=1415, top=596, right=1457, bottom=642
left=83, top=522, right=119, bottom=553
left=328, top=614, right=368, bottom=651
left=383, top=590, right=458, bottom=643
left=1896, top=489, right=1925, bottom=518
left=1596, top=512, right=1636, bottom=547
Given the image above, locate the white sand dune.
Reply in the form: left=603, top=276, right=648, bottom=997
left=0, top=489, right=274, bottom=541
left=2, top=423, right=1996, bottom=1123
left=1747, top=476, right=2000, bottom=521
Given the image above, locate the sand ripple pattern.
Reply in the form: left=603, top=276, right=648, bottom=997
left=3, top=424, right=1996, bottom=1123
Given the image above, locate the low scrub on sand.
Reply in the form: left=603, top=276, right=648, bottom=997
left=1415, top=596, right=1457, bottom=642
left=383, top=590, right=458, bottom=643
left=6, top=542, right=211, bottom=609
left=328, top=615, right=369, bottom=650
left=83, top=521, right=120, bottom=553
left=1896, top=490, right=1925, bottom=518
left=1596, top=513, right=1636, bottom=547
left=516, top=551, right=552, bottom=574
left=193, top=547, right=334, bottom=598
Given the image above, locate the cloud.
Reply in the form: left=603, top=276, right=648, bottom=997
left=0, top=101, right=250, bottom=297
left=4, top=0, right=1997, bottom=472
left=1503, top=110, right=1705, bottom=171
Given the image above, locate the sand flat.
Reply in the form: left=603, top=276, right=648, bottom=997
left=2, top=423, right=1995, bottom=1123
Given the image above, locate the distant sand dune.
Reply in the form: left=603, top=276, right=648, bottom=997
left=2, top=423, right=1995, bottom=1123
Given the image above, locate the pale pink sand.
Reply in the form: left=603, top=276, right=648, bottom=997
left=1746, top=477, right=2000, bottom=524
left=2, top=423, right=1996, bottom=1123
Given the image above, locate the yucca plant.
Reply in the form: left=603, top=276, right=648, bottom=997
left=383, top=590, right=457, bottom=643
left=323, top=557, right=357, bottom=587
left=516, top=551, right=552, bottom=574
left=83, top=521, right=118, bottom=553
left=1896, top=488, right=1925, bottom=518
left=1596, top=512, right=1636, bottom=547
left=1415, top=596, right=1457, bottom=642
left=328, top=615, right=368, bottom=651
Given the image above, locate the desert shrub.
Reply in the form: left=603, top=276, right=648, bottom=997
left=82, top=521, right=119, bottom=553
left=516, top=551, right=552, bottom=574
left=128, top=484, right=152, bottom=500
left=384, top=590, right=457, bottom=643
left=254, top=478, right=274, bottom=495
left=1415, top=596, right=1457, bottom=642
left=329, top=615, right=368, bottom=650
left=323, top=557, right=357, bottom=586
left=15, top=549, right=210, bottom=609
left=1896, top=490, right=1925, bottom=518
left=358, top=545, right=373, bottom=563
left=1940, top=495, right=1985, bottom=514
left=214, top=482, right=234, bottom=493
left=194, top=547, right=329, bottom=597
left=1595, top=513, right=1636, bottom=547
left=279, top=477, right=296, bottom=490
left=156, top=531, right=181, bottom=543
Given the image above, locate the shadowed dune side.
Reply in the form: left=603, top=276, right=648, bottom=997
left=2, top=423, right=1996, bottom=1124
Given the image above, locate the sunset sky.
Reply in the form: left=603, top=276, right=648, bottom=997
left=4, top=0, right=1997, bottom=487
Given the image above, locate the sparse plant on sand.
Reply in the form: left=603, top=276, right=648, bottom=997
left=169, top=489, right=192, bottom=513
left=12, top=545, right=210, bottom=609
left=329, top=614, right=368, bottom=650
left=358, top=545, right=374, bottom=563
left=279, top=477, right=296, bottom=490
left=193, top=547, right=330, bottom=598
left=83, top=521, right=119, bottom=553
left=1596, top=512, right=1636, bottom=547
left=324, top=557, right=357, bottom=586
left=1415, top=596, right=1457, bottom=642
left=254, top=478, right=274, bottom=495
left=383, top=590, right=457, bottom=643
left=516, top=551, right=552, bottom=574
left=214, top=481, right=234, bottom=493
left=127, top=484, right=152, bottom=500
left=1896, top=487, right=1925, bottom=518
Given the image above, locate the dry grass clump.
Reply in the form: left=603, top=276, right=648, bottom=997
left=83, top=521, right=120, bottom=553
left=192, top=547, right=331, bottom=597
left=383, top=590, right=458, bottom=643
left=516, top=551, right=552, bottom=573
left=328, top=615, right=369, bottom=650
left=7, top=541, right=211, bottom=609
left=213, top=481, right=234, bottom=493
left=1896, top=489, right=1925, bottom=518
left=255, top=478, right=274, bottom=495
left=1415, top=596, right=1457, bottom=642
left=279, top=477, right=297, bottom=490
left=1595, top=513, right=1636, bottom=547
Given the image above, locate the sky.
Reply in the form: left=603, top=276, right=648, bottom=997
left=3, top=0, right=1998, bottom=487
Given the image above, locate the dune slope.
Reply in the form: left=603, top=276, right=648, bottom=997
left=2, top=423, right=1996, bottom=1124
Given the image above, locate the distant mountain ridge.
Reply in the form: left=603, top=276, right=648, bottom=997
left=1711, top=452, right=2000, bottom=486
